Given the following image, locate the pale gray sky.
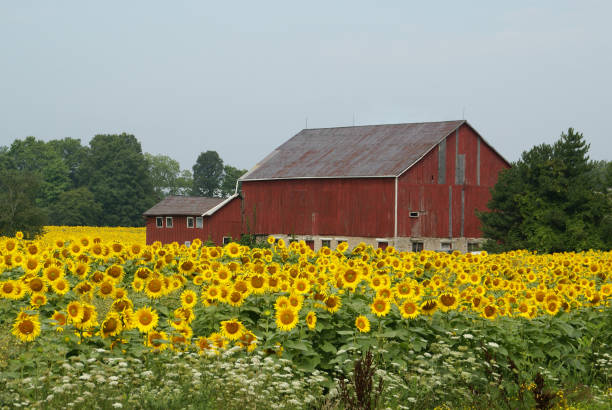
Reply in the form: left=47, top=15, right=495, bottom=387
left=1, top=1, right=610, bottom=171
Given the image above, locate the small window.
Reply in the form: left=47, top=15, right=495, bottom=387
left=305, top=240, right=314, bottom=250
left=187, top=217, right=194, bottom=228
left=412, top=241, right=423, bottom=252
left=156, top=217, right=163, bottom=228
left=185, top=241, right=191, bottom=247
left=321, top=239, right=331, bottom=248
left=409, top=211, right=419, bottom=218
left=441, top=242, right=452, bottom=251
left=165, top=217, right=173, bottom=228
left=196, top=216, right=203, bottom=228
left=289, top=239, right=298, bottom=244
left=468, top=242, right=481, bottom=252
left=377, top=241, right=388, bottom=250
left=223, top=237, right=232, bottom=245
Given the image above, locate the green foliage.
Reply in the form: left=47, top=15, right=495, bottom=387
left=49, top=187, right=103, bottom=226
left=80, top=133, right=157, bottom=226
left=0, top=170, right=47, bottom=238
left=192, top=150, right=224, bottom=197
left=220, top=164, right=247, bottom=197
left=479, top=129, right=612, bottom=252
left=145, top=153, right=193, bottom=200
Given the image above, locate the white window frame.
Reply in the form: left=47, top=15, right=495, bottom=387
left=412, top=241, right=424, bottom=252
left=156, top=217, right=163, bottom=228
left=186, top=217, right=194, bottom=228
left=441, top=241, right=452, bottom=251
left=166, top=217, right=173, bottom=228
left=409, top=211, right=420, bottom=218
left=222, top=236, right=232, bottom=245
left=185, top=241, right=191, bottom=247
left=196, top=216, right=203, bottom=228
left=320, top=238, right=332, bottom=248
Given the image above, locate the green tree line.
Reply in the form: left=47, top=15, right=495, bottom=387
left=478, top=129, right=611, bottom=253
left=0, top=134, right=246, bottom=237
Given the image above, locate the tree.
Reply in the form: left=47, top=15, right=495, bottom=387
left=49, top=187, right=103, bottom=226
left=48, top=137, right=88, bottom=187
left=192, top=151, right=224, bottom=197
left=6, top=136, right=71, bottom=211
left=478, top=128, right=611, bottom=253
left=220, top=165, right=247, bottom=197
left=0, top=170, right=47, bottom=238
left=145, top=153, right=193, bottom=200
left=80, top=133, right=156, bottom=226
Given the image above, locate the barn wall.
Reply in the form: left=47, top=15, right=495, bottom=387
left=241, top=178, right=395, bottom=238
left=145, top=198, right=242, bottom=245
left=398, top=123, right=510, bottom=239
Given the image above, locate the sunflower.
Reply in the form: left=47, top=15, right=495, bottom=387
left=180, top=289, right=198, bottom=309
left=276, top=307, right=299, bottom=331
left=100, top=313, right=123, bottom=338
left=544, top=300, right=560, bottom=315
left=24, top=257, right=40, bottom=274
left=66, top=301, right=84, bottom=323
left=12, top=314, right=41, bottom=342
left=238, top=331, right=258, bottom=352
left=220, top=319, right=245, bottom=340
left=52, top=311, right=67, bottom=331
left=288, top=293, right=304, bottom=311
left=324, top=295, right=342, bottom=313
left=0, top=280, right=17, bottom=299
left=30, top=292, right=47, bottom=307
left=305, top=311, right=317, bottom=330
left=438, top=292, right=459, bottom=312
left=227, top=290, right=244, bottom=307
left=74, top=303, right=98, bottom=330
left=208, top=332, right=227, bottom=350
left=355, top=315, right=371, bottom=333
left=247, top=274, right=267, bottom=294
left=145, top=277, right=165, bottom=299
left=105, top=264, right=125, bottom=283
left=196, top=336, right=213, bottom=354
left=178, top=260, right=196, bottom=275
left=267, top=235, right=276, bottom=245
left=134, top=306, right=159, bottom=333
left=341, top=268, right=361, bottom=290
left=399, top=300, right=419, bottom=319
left=43, top=266, right=63, bottom=283
left=420, top=299, right=438, bottom=315
left=98, top=281, right=115, bottom=299
left=50, top=278, right=70, bottom=295
left=224, top=242, right=242, bottom=258
left=482, top=304, right=498, bottom=320
left=274, top=296, right=290, bottom=310
left=26, top=277, right=46, bottom=294
left=370, top=297, right=391, bottom=317
left=148, top=331, right=169, bottom=351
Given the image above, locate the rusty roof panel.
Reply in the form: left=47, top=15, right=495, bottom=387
left=241, top=120, right=465, bottom=180
left=143, top=196, right=225, bottom=216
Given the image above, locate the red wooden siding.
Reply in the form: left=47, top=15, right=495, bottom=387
left=241, top=178, right=395, bottom=238
left=398, top=124, right=509, bottom=238
left=145, top=198, right=242, bottom=245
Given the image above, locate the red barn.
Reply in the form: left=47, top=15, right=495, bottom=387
left=238, top=120, right=510, bottom=252
left=143, top=195, right=241, bottom=245
left=144, top=120, right=509, bottom=251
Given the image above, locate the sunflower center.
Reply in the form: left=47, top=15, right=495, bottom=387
left=182, top=261, right=194, bottom=271
left=422, top=301, right=437, bottom=311
left=140, top=312, right=152, bottom=325
left=280, top=311, right=294, bottom=325
left=484, top=306, right=496, bottom=317
left=225, top=322, right=240, bottom=334
left=104, top=318, right=118, bottom=333
left=30, top=279, right=43, bottom=292
left=251, top=277, right=264, bottom=288
left=148, top=280, right=162, bottom=292
left=404, top=303, right=416, bottom=314
left=2, top=283, right=14, bottom=293
left=374, top=301, right=386, bottom=312
left=440, top=295, right=456, bottom=306
left=19, top=320, right=34, bottom=334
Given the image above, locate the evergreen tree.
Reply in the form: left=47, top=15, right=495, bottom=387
left=479, top=129, right=611, bottom=253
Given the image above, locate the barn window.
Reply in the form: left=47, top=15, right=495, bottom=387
left=223, top=237, right=232, bottom=245
left=468, top=242, right=481, bottom=252
left=156, top=217, right=163, bottom=228
left=321, top=238, right=331, bottom=248
left=186, top=217, right=194, bottom=228
left=166, top=217, right=173, bottom=228
left=409, top=211, right=419, bottom=218
left=196, top=216, right=203, bottom=228
left=305, top=240, right=314, bottom=250
left=377, top=240, right=388, bottom=250
left=441, top=241, right=452, bottom=252
left=412, top=241, right=423, bottom=252
left=184, top=241, right=191, bottom=247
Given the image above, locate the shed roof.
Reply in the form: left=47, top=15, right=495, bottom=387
left=143, top=196, right=225, bottom=216
left=240, top=120, right=466, bottom=180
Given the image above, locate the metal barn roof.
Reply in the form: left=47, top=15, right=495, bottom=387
left=143, top=196, right=225, bottom=216
left=240, top=120, right=466, bottom=180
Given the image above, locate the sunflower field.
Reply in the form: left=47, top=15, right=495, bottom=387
left=0, top=227, right=611, bottom=409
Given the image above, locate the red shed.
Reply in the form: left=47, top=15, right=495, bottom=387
left=143, top=195, right=242, bottom=246
left=239, top=120, right=510, bottom=252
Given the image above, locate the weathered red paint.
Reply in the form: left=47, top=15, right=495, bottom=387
left=145, top=197, right=242, bottom=245
left=241, top=178, right=394, bottom=238
left=397, top=123, right=510, bottom=238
